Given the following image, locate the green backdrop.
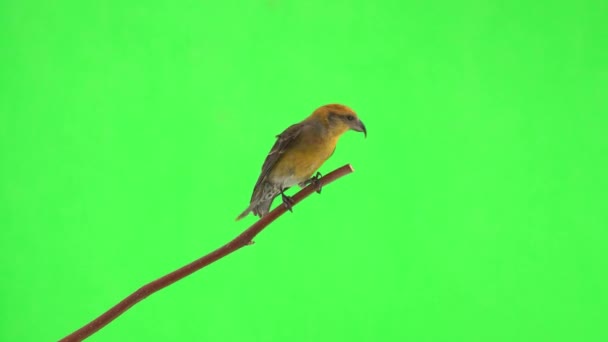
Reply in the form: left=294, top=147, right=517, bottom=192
left=1, top=0, right=607, bottom=341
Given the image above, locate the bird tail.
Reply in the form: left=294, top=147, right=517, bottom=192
left=235, top=182, right=277, bottom=221
left=235, top=205, right=254, bottom=221
left=235, top=199, right=273, bottom=221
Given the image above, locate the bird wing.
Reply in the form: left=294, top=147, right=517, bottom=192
left=253, top=122, right=304, bottom=191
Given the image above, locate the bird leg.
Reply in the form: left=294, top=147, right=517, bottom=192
left=280, top=189, right=295, bottom=212
left=302, top=172, right=323, bottom=194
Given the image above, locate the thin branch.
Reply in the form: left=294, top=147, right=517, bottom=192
left=60, top=164, right=355, bottom=342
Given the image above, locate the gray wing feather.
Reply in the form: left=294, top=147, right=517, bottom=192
left=251, top=123, right=303, bottom=197
left=236, top=123, right=304, bottom=220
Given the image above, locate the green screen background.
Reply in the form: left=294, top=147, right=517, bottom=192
left=1, top=1, right=607, bottom=341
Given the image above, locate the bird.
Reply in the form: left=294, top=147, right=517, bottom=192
left=236, top=104, right=366, bottom=220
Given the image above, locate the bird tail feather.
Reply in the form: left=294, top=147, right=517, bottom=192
left=235, top=206, right=253, bottom=221
left=235, top=199, right=273, bottom=221
left=235, top=182, right=277, bottom=221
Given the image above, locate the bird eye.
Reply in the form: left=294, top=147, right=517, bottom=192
left=346, top=115, right=355, bottom=121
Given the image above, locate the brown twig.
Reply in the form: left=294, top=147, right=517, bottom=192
left=60, top=164, right=355, bottom=342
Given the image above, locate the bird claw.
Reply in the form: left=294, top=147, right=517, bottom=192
left=300, top=172, right=323, bottom=193
left=311, top=172, right=323, bottom=194
left=281, top=191, right=295, bottom=212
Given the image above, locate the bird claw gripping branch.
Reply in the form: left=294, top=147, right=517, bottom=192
left=303, top=172, right=323, bottom=194
left=280, top=190, right=295, bottom=212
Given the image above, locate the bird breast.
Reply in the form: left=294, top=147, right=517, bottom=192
left=269, top=136, right=337, bottom=188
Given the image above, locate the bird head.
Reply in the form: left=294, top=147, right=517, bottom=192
left=310, top=104, right=367, bottom=138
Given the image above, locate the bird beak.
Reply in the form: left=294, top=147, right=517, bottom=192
left=353, top=119, right=367, bottom=138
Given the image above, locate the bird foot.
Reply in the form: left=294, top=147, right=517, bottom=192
left=310, top=172, right=323, bottom=194
left=281, top=191, right=295, bottom=212
left=300, top=172, right=323, bottom=193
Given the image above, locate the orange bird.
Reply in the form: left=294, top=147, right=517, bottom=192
left=236, top=104, right=366, bottom=220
